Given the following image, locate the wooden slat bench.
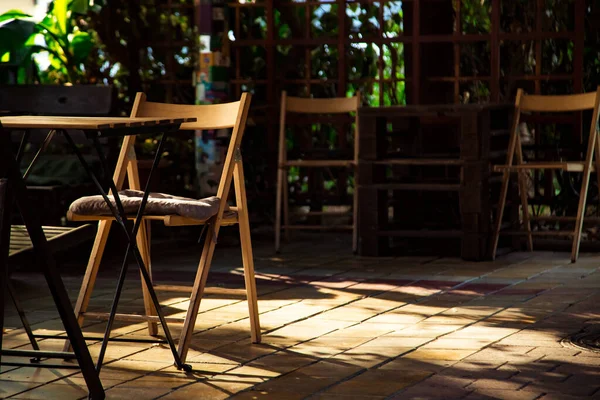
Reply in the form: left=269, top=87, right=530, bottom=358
left=9, top=224, right=96, bottom=258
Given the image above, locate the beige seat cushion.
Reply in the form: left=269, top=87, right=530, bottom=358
left=69, top=190, right=221, bottom=221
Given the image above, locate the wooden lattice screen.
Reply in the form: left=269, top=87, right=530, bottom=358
left=140, top=0, right=196, bottom=105
left=227, top=0, right=586, bottom=222
left=229, top=0, right=584, bottom=106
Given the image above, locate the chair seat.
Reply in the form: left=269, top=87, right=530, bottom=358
left=68, top=210, right=239, bottom=226
left=494, top=162, right=595, bottom=172
left=68, top=190, right=228, bottom=225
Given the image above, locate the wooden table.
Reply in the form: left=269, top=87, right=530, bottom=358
left=0, top=116, right=197, bottom=399
left=0, top=116, right=193, bottom=131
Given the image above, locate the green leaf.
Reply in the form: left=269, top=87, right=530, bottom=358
left=53, top=0, right=68, bottom=35
left=38, top=14, right=55, bottom=32
left=49, top=53, right=66, bottom=70
left=70, top=0, right=89, bottom=15
left=0, top=9, right=32, bottom=24
left=70, top=31, right=92, bottom=63
left=35, top=14, right=69, bottom=52
left=23, top=32, right=39, bottom=46
left=0, top=20, right=35, bottom=63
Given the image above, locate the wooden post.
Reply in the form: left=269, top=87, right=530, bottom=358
left=357, top=114, right=388, bottom=256
left=460, top=110, right=489, bottom=260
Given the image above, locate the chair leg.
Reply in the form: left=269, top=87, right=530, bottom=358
left=0, top=179, right=9, bottom=350
left=515, top=136, right=533, bottom=252
left=589, top=138, right=600, bottom=260
left=352, top=180, right=359, bottom=254
left=517, top=171, right=534, bottom=251
left=283, top=171, right=290, bottom=243
left=136, top=220, right=158, bottom=335
left=63, top=219, right=112, bottom=352
left=234, top=162, right=261, bottom=343
left=490, top=171, right=512, bottom=260
left=595, top=144, right=600, bottom=207
left=275, top=166, right=283, bottom=253
left=571, top=162, right=596, bottom=262
left=177, top=226, right=218, bottom=364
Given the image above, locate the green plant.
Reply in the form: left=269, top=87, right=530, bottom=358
left=0, top=0, right=94, bottom=84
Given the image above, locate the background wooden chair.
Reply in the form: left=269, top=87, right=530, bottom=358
left=65, top=92, right=260, bottom=363
left=275, top=91, right=361, bottom=253
left=491, top=87, right=600, bottom=263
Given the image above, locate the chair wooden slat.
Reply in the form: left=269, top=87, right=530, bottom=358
left=519, top=92, right=597, bottom=112
left=286, top=95, right=359, bottom=114
left=135, top=100, right=243, bottom=130
left=67, top=211, right=239, bottom=227
left=9, top=224, right=94, bottom=257
left=493, top=162, right=593, bottom=172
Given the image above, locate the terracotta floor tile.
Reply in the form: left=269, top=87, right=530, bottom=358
left=0, top=366, right=75, bottom=384
left=253, top=372, right=338, bottom=394
left=464, top=388, right=542, bottom=400
left=296, top=360, right=363, bottom=378
left=9, top=382, right=88, bottom=400
left=310, top=394, right=386, bottom=400
left=421, top=338, right=493, bottom=350
left=466, top=378, right=527, bottom=391
left=335, top=345, right=413, bottom=368
left=245, top=352, right=315, bottom=374
left=378, top=357, right=455, bottom=372
left=390, top=384, right=472, bottom=399
left=404, top=348, right=478, bottom=361
left=228, top=389, right=306, bottom=400
left=209, top=374, right=266, bottom=393
left=224, top=365, right=282, bottom=379
left=0, top=380, right=42, bottom=398
left=324, top=370, right=431, bottom=397
left=159, top=381, right=232, bottom=400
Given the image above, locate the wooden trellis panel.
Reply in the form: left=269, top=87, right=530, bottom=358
left=228, top=0, right=585, bottom=240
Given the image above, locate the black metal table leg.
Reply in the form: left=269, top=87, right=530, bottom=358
left=7, top=281, right=41, bottom=359
left=0, top=131, right=105, bottom=399
left=63, top=129, right=191, bottom=373
left=15, top=129, right=30, bottom=165
left=5, top=130, right=48, bottom=358
left=0, top=178, right=10, bottom=367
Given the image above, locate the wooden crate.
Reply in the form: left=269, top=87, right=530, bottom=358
left=357, top=104, right=512, bottom=260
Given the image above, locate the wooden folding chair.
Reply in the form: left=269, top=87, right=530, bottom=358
left=491, top=87, right=600, bottom=263
left=65, top=92, right=260, bottom=363
left=275, top=91, right=361, bottom=253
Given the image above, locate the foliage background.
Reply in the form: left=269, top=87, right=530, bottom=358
left=3, top=0, right=600, bottom=227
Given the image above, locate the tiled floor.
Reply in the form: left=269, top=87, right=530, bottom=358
left=2, top=233, right=600, bottom=399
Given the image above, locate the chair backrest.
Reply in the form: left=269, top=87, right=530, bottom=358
left=511, top=87, right=600, bottom=165
left=112, top=93, right=252, bottom=216
left=279, top=91, right=361, bottom=162
left=518, top=90, right=599, bottom=113
left=0, top=84, right=115, bottom=116
left=283, top=93, right=360, bottom=114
